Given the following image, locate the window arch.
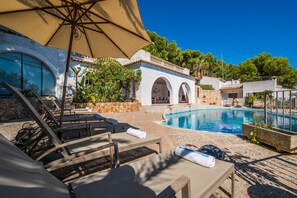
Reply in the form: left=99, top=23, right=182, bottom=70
left=151, top=77, right=172, bottom=104
left=178, top=82, right=191, bottom=103
left=0, top=52, right=55, bottom=95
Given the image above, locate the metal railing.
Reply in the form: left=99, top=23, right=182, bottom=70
left=264, top=90, right=297, bottom=132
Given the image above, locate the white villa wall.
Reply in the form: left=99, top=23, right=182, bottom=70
left=221, top=90, right=243, bottom=100
left=0, top=32, right=80, bottom=98
left=128, top=62, right=196, bottom=105
left=117, top=50, right=151, bottom=64
left=200, top=76, right=222, bottom=90
left=243, top=79, right=277, bottom=97
left=1, top=33, right=195, bottom=105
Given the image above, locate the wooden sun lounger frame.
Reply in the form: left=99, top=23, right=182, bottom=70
left=3, top=82, right=162, bottom=171
left=1, top=133, right=234, bottom=198
left=30, top=89, right=127, bottom=135
left=2, top=83, right=119, bottom=170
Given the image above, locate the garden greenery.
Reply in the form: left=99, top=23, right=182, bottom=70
left=145, top=31, right=297, bottom=88
left=72, top=58, right=141, bottom=103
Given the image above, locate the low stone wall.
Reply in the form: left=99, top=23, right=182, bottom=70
left=87, top=102, right=142, bottom=113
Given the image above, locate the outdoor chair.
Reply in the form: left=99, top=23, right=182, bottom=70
left=3, top=83, right=162, bottom=170
left=48, top=95, right=75, bottom=115
left=29, top=89, right=127, bottom=136
left=0, top=133, right=235, bottom=198
left=235, top=98, right=245, bottom=108
left=223, top=98, right=233, bottom=107
left=30, top=90, right=105, bottom=123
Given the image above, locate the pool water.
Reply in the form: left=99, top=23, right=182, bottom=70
left=164, top=108, right=297, bottom=134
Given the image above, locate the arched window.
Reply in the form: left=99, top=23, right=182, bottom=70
left=0, top=52, right=55, bottom=95
left=178, top=82, right=190, bottom=103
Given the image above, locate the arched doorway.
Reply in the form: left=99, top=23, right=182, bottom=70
left=151, top=77, right=172, bottom=104
left=178, top=82, right=191, bottom=103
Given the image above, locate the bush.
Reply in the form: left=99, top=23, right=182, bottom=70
left=200, top=84, right=214, bottom=90
left=73, top=58, right=141, bottom=103
left=245, top=95, right=256, bottom=106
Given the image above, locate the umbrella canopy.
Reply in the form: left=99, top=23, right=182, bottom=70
left=0, top=0, right=151, bottom=125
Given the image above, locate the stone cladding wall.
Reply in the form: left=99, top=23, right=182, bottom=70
left=87, top=102, right=142, bottom=113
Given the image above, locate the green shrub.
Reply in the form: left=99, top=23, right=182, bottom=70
left=200, top=84, right=214, bottom=90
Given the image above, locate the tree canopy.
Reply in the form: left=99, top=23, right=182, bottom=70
left=144, top=31, right=297, bottom=88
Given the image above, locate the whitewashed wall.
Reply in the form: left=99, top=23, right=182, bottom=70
left=0, top=32, right=80, bottom=98
left=221, top=90, right=243, bottom=100
left=243, top=79, right=277, bottom=97
left=128, top=62, right=196, bottom=105
left=199, top=76, right=223, bottom=90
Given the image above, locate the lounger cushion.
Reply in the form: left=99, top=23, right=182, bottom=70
left=71, top=151, right=234, bottom=198
left=0, top=134, right=70, bottom=198
left=67, top=133, right=161, bottom=155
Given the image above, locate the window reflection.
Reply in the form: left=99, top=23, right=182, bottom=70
left=43, top=67, right=55, bottom=95
left=0, top=53, right=21, bottom=94
left=0, top=52, right=55, bottom=95
left=23, top=55, right=42, bottom=94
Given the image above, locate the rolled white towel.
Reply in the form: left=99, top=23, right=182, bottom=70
left=86, top=107, right=90, bottom=110
left=87, top=109, right=93, bottom=113
left=174, top=146, right=215, bottom=168
left=127, top=128, right=147, bottom=139
left=105, top=118, right=119, bottom=125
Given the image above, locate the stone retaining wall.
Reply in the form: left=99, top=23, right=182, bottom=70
left=197, top=87, right=222, bottom=105
left=87, top=102, right=142, bottom=113
left=0, top=98, right=142, bottom=120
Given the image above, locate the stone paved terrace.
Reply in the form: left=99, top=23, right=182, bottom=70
left=0, top=107, right=297, bottom=197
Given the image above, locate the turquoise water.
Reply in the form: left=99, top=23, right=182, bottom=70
left=164, top=109, right=262, bottom=134
left=164, top=108, right=297, bottom=134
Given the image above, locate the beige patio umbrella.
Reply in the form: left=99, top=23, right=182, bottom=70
left=0, top=0, right=151, bottom=125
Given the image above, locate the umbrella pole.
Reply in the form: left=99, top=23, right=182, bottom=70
left=60, top=26, right=75, bottom=126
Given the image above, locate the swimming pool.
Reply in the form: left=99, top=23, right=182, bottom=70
left=164, top=108, right=297, bottom=134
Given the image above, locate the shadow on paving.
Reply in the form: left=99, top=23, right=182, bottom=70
left=224, top=148, right=297, bottom=197
left=52, top=147, right=157, bottom=183
left=248, top=184, right=296, bottom=198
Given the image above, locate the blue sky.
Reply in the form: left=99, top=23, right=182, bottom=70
left=138, top=0, right=297, bottom=68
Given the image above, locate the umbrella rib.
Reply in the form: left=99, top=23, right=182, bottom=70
left=74, top=22, right=109, bottom=25
left=45, top=8, right=76, bottom=46
left=79, top=19, right=94, bottom=57
left=0, top=0, right=105, bottom=15
left=41, top=9, right=68, bottom=22
left=84, top=14, right=130, bottom=58
left=44, top=0, right=67, bottom=19
left=62, top=0, right=107, bottom=6
left=0, top=5, right=70, bottom=15
left=77, top=25, right=103, bottom=34
left=75, top=2, right=96, bottom=24
left=85, top=9, right=151, bottom=43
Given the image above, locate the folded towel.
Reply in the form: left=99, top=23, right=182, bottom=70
left=93, top=114, right=102, bottom=119
left=86, top=107, right=90, bottom=110
left=127, top=128, right=147, bottom=139
left=105, top=118, right=119, bottom=125
left=174, top=146, right=215, bottom=168
left=87, top=109, right=93, bottom=113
